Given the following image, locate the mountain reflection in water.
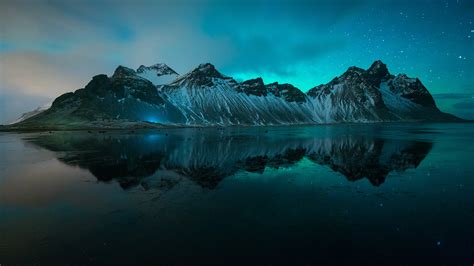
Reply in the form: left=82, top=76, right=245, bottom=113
left=24, top=126, right=433, bottom=189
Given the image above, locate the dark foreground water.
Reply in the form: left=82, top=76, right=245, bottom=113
left=0, top=123, right=473, bottom=265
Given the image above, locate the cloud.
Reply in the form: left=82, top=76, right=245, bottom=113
left=0, top=51, right=111, bottom=97
left=0, top=0, right=234, bottom=95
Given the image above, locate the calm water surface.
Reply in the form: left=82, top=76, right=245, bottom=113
left=0, top=123, right=473, bottom=265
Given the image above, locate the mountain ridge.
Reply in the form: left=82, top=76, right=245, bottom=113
left=3, top=60, right=462, bottom=130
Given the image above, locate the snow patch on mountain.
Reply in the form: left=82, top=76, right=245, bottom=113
left=9, top=102, right=51, bottom=124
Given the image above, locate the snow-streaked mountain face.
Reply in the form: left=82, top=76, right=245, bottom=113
left=13, top=60, right=460, bottom=128
left=307, top=64, right=394, bottom=122
left=307, top=60, right=457, bottom=122
left=387, top=74, right=436, bottom=107
left=160, top=63, right=316, bottom=125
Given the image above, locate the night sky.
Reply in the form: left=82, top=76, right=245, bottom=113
left=0, top=0, right=473, bottom=123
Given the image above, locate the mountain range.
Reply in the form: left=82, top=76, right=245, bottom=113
left=5, top=60, right=461, bottom=129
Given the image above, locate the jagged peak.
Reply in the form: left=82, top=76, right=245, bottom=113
left=115, top=65, right=135, bottom=72
left=334, top=60, right=391, bottom=86
left=237, top=77, right=268, bottom=96
left=241, top=77, right=264, bottom=86
left=136, top=63, right=178, bottom=76
left=190, top=63, right=224, bottom=78
left=346, top=66, right=365, bottom=73
left=266, top=82, right=307, bottom=103
left=369, top=59, right=386, bottom=68
left=91, top=74, right=109, bottom=80
left=112, top=65, right=136, bottom=78
left=342, top=66, right=365, bottom=78
left=85, top=74, right=109, bottom=88
left=149, top=63, right=169, bottom=68
left=340, top=66, right=365, bottom=80
left=197, top=62, right=215, bottom=70
left=84, top=74, right=111, bottom=94
left=367, top=60, right=390, bottom=77
left=309, top=61, right=391, bottom=97
left=170, top=63, right=229, bottom=87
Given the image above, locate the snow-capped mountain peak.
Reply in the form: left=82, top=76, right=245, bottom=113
left=191, top=63, right=226, bottom=78
left=136, top=63, right=178, bottom=76
left=135, top=63, right=179, bottom=86
left=171, top=63, right=233, bottom=87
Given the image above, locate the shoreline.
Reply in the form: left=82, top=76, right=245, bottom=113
left=1, top=120, right=471, bottom=133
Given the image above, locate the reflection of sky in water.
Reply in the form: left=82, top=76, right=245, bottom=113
left=0, top=124, right=473, bottom=264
